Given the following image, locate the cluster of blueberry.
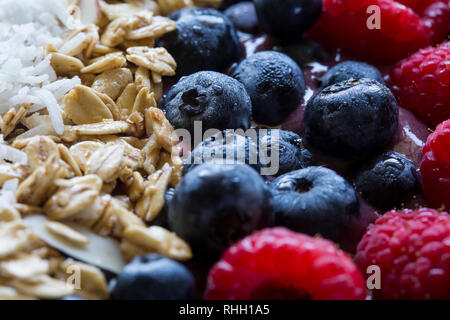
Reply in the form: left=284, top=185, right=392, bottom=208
left=98, top=0, right=450, bottom=300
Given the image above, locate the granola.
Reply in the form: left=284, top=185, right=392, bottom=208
left=0, top=0, right=204, bottom=300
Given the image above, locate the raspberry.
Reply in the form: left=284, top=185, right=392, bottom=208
left=205, top=228, right=366, bottom=300
left=310, top=0, right=450, bottom=61
left=390, top=42, right=450, bottom=129
left=420, top=120, right=450, bottom=210
left=355, top=209, right=450, bottom=300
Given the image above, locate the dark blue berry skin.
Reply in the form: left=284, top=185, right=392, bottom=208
left=184, top=130, right=261, bottom=175
left=168, top=164, right=273, bottom=255
left=353, top=151, right=421, bottom=211
left=111, top=254, right=195, bottom=300
left=161, top=71, right=252, bottom=136
left=258, top=129, right=313, bottom=177
left=254, top=0, right=322, bottom=39
left=231, top=51, right=305, bottom=126
left=303, top=78, right=399, bottom=161
left=270, top=166, right=360, bottom=243
left=224, top=2, right=259, bottom=34
left=183, top=129, right=313, bottom=177
left=273, top=39, right=330, bottom=67
left=151, top=188, right=175, bottom=229
left=155, top=8, right=241, bottom=77
left=319, top=61, right=385, bottom=88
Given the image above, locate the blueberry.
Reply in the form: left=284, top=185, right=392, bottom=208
left=254, top=0, right=322, bottom=38
left=231, top=51, right=305, bottom=125
left=161, top=71, right=252, bottom=136
left=184, top=130, right=261, bottom=174
left=156, top=8, right=241, bottom=77
left=151, top=188, right=175, bottom=229
left=224, top=2, right=259, bottom=34
left=273, top=39, right=330, bottom=67
left=111, top=254, right=195, bottom=300
left=271, top=166, right=360, bottom=243
left=257, top=129, right=313, bottom=176
left=168, top=163, right=273, bottom=255
left=353, top=151, right=421, bottom=210
left=319, top=61, right=385, bottom=88
left=303, top=78, right=399, bottom=160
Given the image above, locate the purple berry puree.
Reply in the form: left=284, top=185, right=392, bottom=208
left=242, top=34, right=429, bottom=251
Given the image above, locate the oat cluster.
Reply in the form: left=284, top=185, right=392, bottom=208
left=0, top=0, right=221, bottom=300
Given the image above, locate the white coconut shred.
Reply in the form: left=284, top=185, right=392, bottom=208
left=0, top=0, right=80, bottom=138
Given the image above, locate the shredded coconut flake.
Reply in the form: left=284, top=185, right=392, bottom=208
left=0, top=0, right=78, bottom=138
left=0, top=135, right=28, bottom=165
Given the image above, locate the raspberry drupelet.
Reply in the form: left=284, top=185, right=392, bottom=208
left=205, top=228, right=366, bottom=300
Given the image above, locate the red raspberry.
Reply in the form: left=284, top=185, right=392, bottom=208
left=310, top=0, right=450, bottom=61
left=355, top=209, right=450, bottom=300
left=390, top=42, right=450, bottom=129
left=420, top=120, right=450, bottom=210
left=205, top=228, right=366, bottom=300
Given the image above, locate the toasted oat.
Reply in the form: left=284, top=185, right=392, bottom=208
left=151, top=71, right=162, bottom=84
left=12, top=204, right=43, bottom=217
left=126, top=47, right=176, bottom=76
left=10, top=275, right=73, bottom=299
left=132, top=87, right=157, bottom=115
left=0, top=205, right=21, bottom=223
left=94, top=91, right=121, bottom=121
left=101, top=2, right=148, bottom=20
left=69, top=121, right=135, bottom=136
left=121, top=38, right=156, bottom=50
left=0, top=286, right=33, bottom=300
left=135, top=66, right=151, bottom=89
left=92, top=43, right=119, bottom=57
left=0, top=254, right=50, bottom=280
left=125, top=171, right=146, bottom=201
left=61, top=260, right=109, bottom=300
left=79, top=73, right=97, bottom=87
left=123, top=225, right=192, bottom=261
left=44, top=176, right=101, bottom=220
left=64, top=85, right=114, bottom=125
left=115, top=139, right=144, bottom=171
left=146, top=107, right=178, bottom=153
left=57, top=144, right=82, bottom=177
left=0, top=164, right=27, bottom=186
left=0, top=221, right=41, bottom=259
left=86, top=143, right=125, bottom=183
left=136, top=164, right=172, bottom=221
left=83, top=25, right=101, bottom=59
left=45, top=221, right=89, bottom=247
left=81, top=52, right=127, bottom=74
left=14, top=136, right=59, bottom=172
left=117, top=83, right=139, bottom=119
left=142, top=133, right=160, bottom=175
left=101, top=16, right=140, bottom=48
left=1, top=105, right=30, bottom=138
left=92, top=68, right=133, bottom=100
left=127, top=16, right=176, bottom=40
left=119, top=240, right=148, bottom=262
left=69, top=141, right=104, bottom=173
left=16, top=155, right=66, bottom=206
left=103, top=198, right=145, bottom=237
left=50, top=53, right=85, bottom=77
